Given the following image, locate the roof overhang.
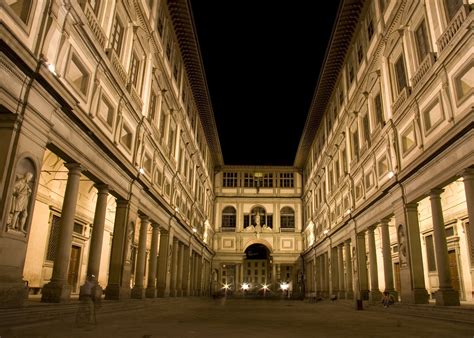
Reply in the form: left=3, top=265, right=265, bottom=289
left=293, top=0, right=365, bottom=168
left=168, top=0, right=224, bottom=167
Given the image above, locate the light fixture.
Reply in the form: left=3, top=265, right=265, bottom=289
left=192, top=227, right=197, bottom=233
left=388, top=171, right=395, bottom=178
left=241, top=282, right=250, bottom=291
left=280, top=282, right=289, bottom=291
left=323, top=229, right=329, bottom=235
left=138, top=167, right=145, bottom=174
left=223, top=283, right=230, bottom=290
left=47, top=63, right=57, bottom=75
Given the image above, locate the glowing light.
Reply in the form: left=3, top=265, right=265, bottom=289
left=222, top=283, right=230, bottom=290
left=323, top=229, right=329, bottom=235
left=262, top=284, right=269, bottom=290
left=241, top=283, right=250, bottom=291
left=280, top=282, right=289, bottom=291
left=388, top=171, right=395, bottom=178
left=192, top=228, right=197, bottom=233
left=47, top=63, right=56, bottom=75
left=138, top=167, right=145, bottom=174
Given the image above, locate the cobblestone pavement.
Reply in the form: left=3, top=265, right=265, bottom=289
left=2, top=298, right=474, bottom=338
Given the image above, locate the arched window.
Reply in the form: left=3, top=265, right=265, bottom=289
left=280, top=207, right=295, bottom=230
left=221, top=206, right=236, bottom=230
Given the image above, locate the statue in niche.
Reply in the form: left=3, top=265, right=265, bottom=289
left=125, top=223, right=134, bottom=262
left=8, top=172, right=34, bottom=233
left=397, top=224, right=407, bottom=265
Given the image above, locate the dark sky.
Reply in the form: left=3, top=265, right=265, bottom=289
left=190, top=1, right=341, bottom=166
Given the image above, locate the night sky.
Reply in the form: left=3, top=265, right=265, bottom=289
left=190, top=1, right=341, bottom=166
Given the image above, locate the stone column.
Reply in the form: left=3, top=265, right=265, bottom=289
left=368, top=226, right=382, bottom=302
left=330, top=246, right=339, bottom=297
left=356, top=232, right=369, bottom=300
left=323, top=253, right=329, bottom=297
left=181, top=244, right=190, bottom=296
left=462, top=169, right=474, bottom=290
left=177, top=242, right=184, bottom=296
left=86, top=185, right=109, bottom=283
left=338, top=244, right=345, bottom=298
left=272, top=262, right=277, bottom=288
left=156, top=229, right=171, bottom=297
left=132, top=215, right=149, bottom=299
left=146, top=223, right=160, bottom=298
left=170, top=238, right=179, bottom=296
left=430, top=189, right=460, bottom=305
left=42, top=163, right=82, bottom=303
left=380, top=218, right=397, bottom=299
left=189, top=251, right=195, bottom=295
left=344, top=240, right=353, bottom=299
left=104, top=198, right=137, bottom=300
left=397, top=203, right=429, bottom=304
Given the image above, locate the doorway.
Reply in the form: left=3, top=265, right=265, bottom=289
left=448, top=249, right=462, bottom=298
left=68, top=245, right=81, bottom=293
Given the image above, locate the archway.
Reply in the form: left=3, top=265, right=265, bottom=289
left=244, top=244, right=271, bottom=289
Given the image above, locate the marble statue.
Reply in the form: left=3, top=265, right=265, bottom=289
left=8, top=172, right=34, bottom=233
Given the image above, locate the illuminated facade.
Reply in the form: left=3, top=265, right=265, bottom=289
left=0, top=0, right=473, bottom=309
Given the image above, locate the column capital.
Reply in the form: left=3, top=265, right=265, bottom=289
left=461, top=168, right=474, bottom=180
left=405, top=202, right=418, bottom=211
left=151, top=222, right=160, bottom=229
left=139, top=214, right=150, bottom=222
left=429, top=188, right=444, bottom=198
left=64, top=162, right=83, bottom=174
left=380, top=218, right=390, bottom=226
left=368, top=225, right=377, bottom=232
left=94, top=183, right=109, bottom=193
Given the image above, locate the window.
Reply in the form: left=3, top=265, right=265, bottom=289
left=121, top=123, right=134, bottom=150
left=281, top=207, right=295, bottom=229
left=46, top=215, right=61, bottom=261
left=266, top=214, right=273, bottom=228
left=129, top=52, right=141, bottom=88
left=158, top=109, right=167, bottom=142
left=444, top=0, right=463, bottom=21
left=66, top=54, right=90, bottom=97
left=362, top=113, right=371, bottom=145
left=87, top=0, right=100, bottom=15
left=377, top=156, right=389, bottom=177
left=453, top=60, right=474, bottom=103
left=342, top=147, right=348, bottom=173
left=348, top=61, right=355, bottom=84
left=279, top=173, right=294, bottom=188
left=223, top=172, right=238, bottom=187
left=7, top=0, right=33, bottom=24
left=401, top=124, right=416, bottom=155
left=221, top=206, right=236, bottom=229
left=334, top=159, right=340, bottom=182
left=425, top=234, right=436, bottom=272
left=157, top=10, right=165, bottom=36
left=149, top=91, right=158, bottom=121
left=366, top=12, right=374, bottom=41
left=351, top=127, right=359, bottom=160
left=374, top=93, right=385, bottom=126
left=168, top=122, right=176, bottom=155
left=262, top=173, right=273, bottom=187
left=415, top=19, right=430, bottom=62
left=394, top=55, right=408, bottom=94
left=365, top=171, right=374, bottom=190
left=165, top=39, right=172, bottom=60
left=243, top=173, right=254, bottom=187
left=173, top=62, right=179, bottom=81
left=98, top=94, right=114, bottom=128
left=251, top=207, right=266, bottom=226
left=111, top=17, right=124, bottom=56
left=357, top=42, right=364, bottom=64
left=243, top=214, right=250, bottom=227
left=423, top=98, right=444, bottom=133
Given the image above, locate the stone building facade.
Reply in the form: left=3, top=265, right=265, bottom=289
left=0, top=0, right=473, bottom=309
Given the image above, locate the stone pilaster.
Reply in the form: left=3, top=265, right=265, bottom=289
left=132, top=215, right=150, bottom=299
left=105, top=197, right=138, bottom=300
left=177, top=242, right=184, bottom=296
left=330, top=246, right=339, bottom=297
left=462, top=169, right=474, bottom=294
left=430, top=189, right=460, bottom=306
left=380, top=218, right=397, bottom=300
left=170, top=238, right=179, bottom=296
left=42, top=163, right=82, bottom=303
left=156, top=229, right=171, bottom=297
left=344, top=240, right=353, bottom=299
left=181, top=244, right=190, bottom=296
left=356, top=232, right=369, bottom=300
left=338, top=244, right=345, bottom=299
left=146, top=223, right=160, bottom=298
left=368, top=226, right=382, bottom=302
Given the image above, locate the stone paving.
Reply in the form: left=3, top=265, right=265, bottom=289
left=2, top=297, right=474, bottom=338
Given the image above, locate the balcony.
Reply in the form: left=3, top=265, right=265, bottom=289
left=437, top=5, right=470, bottom=53
left=83, top=3, right=107, bottom=48
left=129, top=85, right=143, bottom=111
left=106, top=49, right=128, bottom=85
left=411, top=52, right=436, bottom=89
left=391, top=86, right=410, bottom=115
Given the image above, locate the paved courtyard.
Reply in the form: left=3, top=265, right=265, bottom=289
left=2, top=297, right=474, bottom=338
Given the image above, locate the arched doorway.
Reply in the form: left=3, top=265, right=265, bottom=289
left=244, top=244, right=271, bottom=288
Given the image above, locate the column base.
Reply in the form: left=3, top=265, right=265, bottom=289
left=131, top=286, right=145, bottom=299
left=0, top=282, right=28, bottom=308
left=41, top=281, right=71, bottom=303
left=338, top=291, right=346, bottom=299
left=145, top=287, right=157, bottom=298
left=157, top=287, right=169, bottom=297
left=177, top=289, right=183, bottom=297
left=170, top=289, right=177, bottom=297
left=435, top=288, right=460, bottom=306
left=387, top=290, right=399, bottom=302
left=345, top=290, right=354, bottom=299
left=401, top=288, right=429, bottom=304
left=369, top=290, right=382, bottom=303
left=105, top=284, right=131, bottom=300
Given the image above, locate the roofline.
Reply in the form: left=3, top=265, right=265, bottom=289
left=293, top=0, right=365, bottom=168
left=168, top=0, right=224, bottom=167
